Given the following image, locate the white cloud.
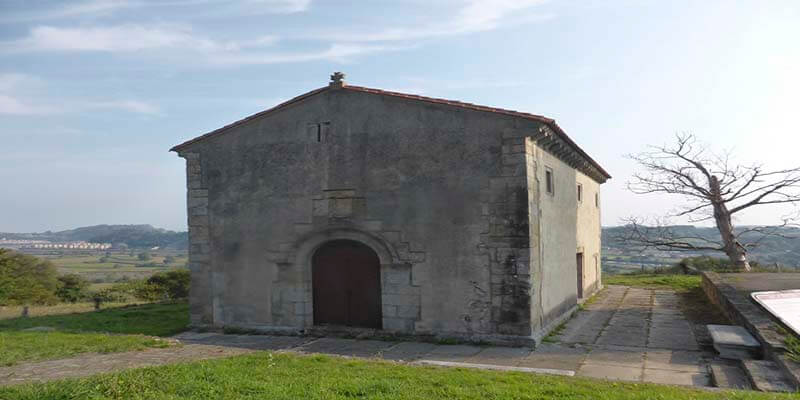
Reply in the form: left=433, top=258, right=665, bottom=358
left=0, top=0, right=310, bottom=23
left=0, top=73, right=44, bottom=91
left=0, top=0, right=132, bottom=23
left=210, top=42, right=414, bottom=65
left=0, top=73, right=159, bottom=116
left=307, top=0, right=551, bottom=42
left=243, top=0, right=310, bottom=13
left=0, top=94, right=50, bottom=115
left=0, top=23, right=402, bottom=66
left=83, top=100, right=161, bottom=115
left=3, top=24, right=250, bottom=53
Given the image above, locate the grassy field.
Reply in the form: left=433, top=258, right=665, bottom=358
left=42, top=252, right=188, bottom=282
left=0, top=302, right=188, bottom=366
left=0, top=302, right=189, bottom=336
left=0, top=301, right=136, bottom=320
left=0, top=331, right=171, bottom=366
left=0, top=352, right=789, bottom=400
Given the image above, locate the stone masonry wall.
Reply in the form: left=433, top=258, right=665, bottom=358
left=480, top=135, right=534, bottom=336
left=181, top=152, right=213, bottom=326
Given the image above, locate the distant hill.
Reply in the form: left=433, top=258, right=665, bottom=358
left=0, top=225, right=188, bottom=249
left=602, top=225, right=800, bottom=269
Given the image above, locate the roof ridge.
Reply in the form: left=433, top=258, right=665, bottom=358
left=169, top=83, right=610, bottom=180
left=343, top=85, right=556, bottom=124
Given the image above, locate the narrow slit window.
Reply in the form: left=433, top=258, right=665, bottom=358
left=577, top=183, right=583, bottom=203
left=545, top=168, right=554, bottom=195
left=316, top=124, right=322, bottom=142
left=595, top=192, right=599, bottom=207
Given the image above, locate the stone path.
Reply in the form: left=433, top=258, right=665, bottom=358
left=0, top=285, right=715, bottom=389
left=555, top=285, right=712, bottom=386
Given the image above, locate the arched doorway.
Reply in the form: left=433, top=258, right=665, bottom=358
left=312, top=239, right=382, bottom=329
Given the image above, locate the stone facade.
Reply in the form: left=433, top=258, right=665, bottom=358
left=172, top=75, right=610, bottom=345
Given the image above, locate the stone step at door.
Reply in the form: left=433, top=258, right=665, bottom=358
left=742, top=359, right=796, bottom=393
left=707, top=324, right=761, bottom=360
left=709, top=358, right=752, bottom=390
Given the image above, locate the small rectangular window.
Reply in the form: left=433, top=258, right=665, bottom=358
left=545, top=167, right=554, bottom=195
left=577, top=184, right=583, bottom=203
left=595, top=193, right=599, bottom=207
left=307, top=121, right=331, bottom=142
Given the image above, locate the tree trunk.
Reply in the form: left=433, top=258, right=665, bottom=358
left=711, top=176, right=752, bottom=272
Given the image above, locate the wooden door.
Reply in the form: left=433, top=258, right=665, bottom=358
left=312, top=240, right=382, bottom=329
left=576, top=252, right=584, bottom=299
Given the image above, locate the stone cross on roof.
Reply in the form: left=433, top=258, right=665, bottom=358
left=329, top=71, right=346, bottom=88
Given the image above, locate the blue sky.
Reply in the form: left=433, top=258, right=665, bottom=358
left=1, top=0, right=798, bottom=232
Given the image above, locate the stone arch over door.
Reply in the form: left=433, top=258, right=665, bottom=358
left=312, top=239, right=382, bottom=328
left=272, top=227, right=423, bottom=332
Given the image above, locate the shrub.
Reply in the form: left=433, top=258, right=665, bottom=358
left=137, top=252, right=152, bottom=261
left=104, top=269, right=190, bottom=302
left=92, top=287, right=128, bottom=303
left=55, top=273, right=90, bottom=303
left=147, top=269, right=190, bottom=300
left=0, top=249, right=60, bottom=305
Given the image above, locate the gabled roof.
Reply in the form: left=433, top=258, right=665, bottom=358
left=170, top=84, right=611, bottom=181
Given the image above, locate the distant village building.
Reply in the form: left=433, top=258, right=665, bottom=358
left=172, top=73, right=610, bottom=345
left=11, top=241, right=112, bottom=250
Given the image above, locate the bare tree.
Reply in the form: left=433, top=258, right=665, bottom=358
left=621, top=133, right=800, bottom=271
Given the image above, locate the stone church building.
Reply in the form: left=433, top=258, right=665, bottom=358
left=171, top=73, right=610, bottom=345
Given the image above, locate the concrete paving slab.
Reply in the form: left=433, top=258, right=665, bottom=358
left=379, top=342, right=438, bottom=361
left=425, top=344, right=483, bottom=361
left=578, top=363, right=642, bottom=382
left=296, top=338, right=354, bottom=353
left=645, top=350, right=706, bottom=372
left=596, top=331, right=648, bottom=347
left=647, top=336, right=700, bottom=351
left=322, top=339, right=398, bottom=357
left=468, top=346, right=532, bottom=365
left=584, top=348, right=644, bottom=368
left=643, top=369, right=711, bottom=387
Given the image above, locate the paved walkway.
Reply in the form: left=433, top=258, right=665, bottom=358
left=0, top=285, right=714, bottom=388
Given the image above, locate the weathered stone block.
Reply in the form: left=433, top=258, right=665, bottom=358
left=361, top=220, right=383, bottom=231
left=383, top=294, right=419, bottom=307
left=382, top=304, right=397, bottom=317
left=190, top=206, right=208, bottom=216
left=397, top=305, right=420, bottom=319
left=324, top=189, right=356, bottom=198
left=188, top=196, right=208, bottom=208
left=382, top=283, right=421, bottom=295
left=383, top=268, right=410, bottom=285
left=187, top=178, right=203, bottom=189
left=383, top=317, right=414, bottom=332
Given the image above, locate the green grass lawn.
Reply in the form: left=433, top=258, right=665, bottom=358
left=0, top=302, right=188, bottom=366
left=0, top=352, right=789, bottom=400
left=0, top=302, right=189, bottom=336
left=604, top=273, right=701, bottom=291
left=0, top=332, right=170, bottom=366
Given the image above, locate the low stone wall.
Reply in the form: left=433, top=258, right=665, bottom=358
left=701, top=271, right=799, bottom=391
